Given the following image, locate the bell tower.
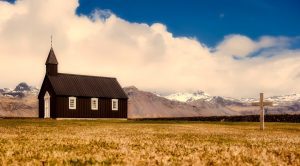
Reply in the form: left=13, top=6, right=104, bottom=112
left=45, top=36, right=58, bottom=76
left=45, top=47, right=58, bottom=76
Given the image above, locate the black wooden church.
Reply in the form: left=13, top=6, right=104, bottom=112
left=38, top=47, right=128, bottom=119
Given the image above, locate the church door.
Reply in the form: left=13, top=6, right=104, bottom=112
left=44, top=91, right=50, bottom=118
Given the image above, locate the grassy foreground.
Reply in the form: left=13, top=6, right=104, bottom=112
left=0, top=119, right=299, bottom=165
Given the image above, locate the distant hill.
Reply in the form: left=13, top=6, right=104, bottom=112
left=0, top=83, right=300, bottom=118
left=164, top=90, right=300, bottom=105
left=163, top=90, right=300, bottom=116
left=0, top=95, right=38, bottom=117
left=124, top=86, right=240, bottom=119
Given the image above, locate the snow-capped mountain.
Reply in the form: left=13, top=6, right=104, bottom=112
left=14, top=82, right=31, bottom=91
left=164, top=91, right=246, bottom=107
left=239, top=98, right=257, bottom=103
left=164, top=90, right=212, bottom=102
left=0, top=82, right=39, bottom=98
left=163, top=90, right=300, bottom=105
left=124, top=86, right=240, bottom=118
left=163, top=91, right=243, bottom=104
left=266, top=94, right=300, bottom=104
left=0, top=88, right=13, bottom=93
left=239, top=94, right=300, bottom=104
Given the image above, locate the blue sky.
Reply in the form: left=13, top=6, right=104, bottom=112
left=6, top=0, right=300, bottom=46
left=1, top=0, right=300, bottom=97
left=76, top=0, right=300, bottom=47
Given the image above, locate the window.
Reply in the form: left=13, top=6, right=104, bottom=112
left=69, top=97, right=76, bottom=110
left=91, top=98, right=98, bottom=110
left=112, top=99, right=118, bottom=111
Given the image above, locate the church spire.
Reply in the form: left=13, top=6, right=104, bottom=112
left=45, top=47, right=58, bottom=65
left=45, top=37, right=58, bottom=75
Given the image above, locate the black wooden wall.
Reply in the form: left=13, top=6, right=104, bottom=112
left=38, top=76, right=56, bottom=118
left=55, top=97, right=128, bottom=118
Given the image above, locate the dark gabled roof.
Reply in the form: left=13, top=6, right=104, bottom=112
left=47, top=73, right=128, bottom=99
left=45, top=47, right=58, bottom=65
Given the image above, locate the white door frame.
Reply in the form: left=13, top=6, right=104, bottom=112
left=44, top=91, right=50, bottom=118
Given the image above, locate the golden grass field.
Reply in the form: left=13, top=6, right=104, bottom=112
left=0, top=119, right=299, bottom=165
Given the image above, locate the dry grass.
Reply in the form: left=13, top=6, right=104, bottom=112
left=0, top=119, right=299, bottom=165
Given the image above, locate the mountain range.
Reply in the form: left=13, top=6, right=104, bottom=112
left=0, top=82, right=39, bottom=98
left=164, top=91, right=300, bottom=105
left=1, top=83, right=300, bottom=118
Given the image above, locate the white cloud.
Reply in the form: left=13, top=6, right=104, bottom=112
left=89, top=9, right=112, bottom=21
left=0, top=0, right=300, bottom=98
left=214, top=34, right=292, bottom=58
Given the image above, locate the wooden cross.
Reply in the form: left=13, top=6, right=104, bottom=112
left=251, top=93, right=273, bottom=130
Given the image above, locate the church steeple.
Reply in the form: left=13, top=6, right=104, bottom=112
left=45, top=47, right=58, bottom=76
left=46, top=47, right=58, bottom=65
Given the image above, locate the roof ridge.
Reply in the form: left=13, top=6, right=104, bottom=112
left=57, top=73, right=116, bottom=79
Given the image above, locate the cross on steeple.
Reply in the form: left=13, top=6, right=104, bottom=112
left=51, top=35, right=53, bottom=48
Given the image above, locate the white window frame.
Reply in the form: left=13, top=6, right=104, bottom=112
left=69, top=97, right=76, bottom=110
left=91, top=98, right=98, bottom=110
left=112, top=99, right=118, bottom=111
